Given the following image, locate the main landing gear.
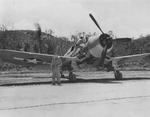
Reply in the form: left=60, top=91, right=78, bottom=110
left=60, top=60, right=77, bottom=82
left=68, top=72, right=77, bottom=82
left=61, top=71, right=77, bottom=82
left=113, top=70, right=123, bottom=80
left=105, top=60, right=123, bottom=80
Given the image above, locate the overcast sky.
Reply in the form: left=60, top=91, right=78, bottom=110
left=0, top=0, right=150, bottom=38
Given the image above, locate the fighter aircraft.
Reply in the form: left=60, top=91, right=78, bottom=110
left=0, top=13, right=150, bottom=82
left=59, top=13, right=150, bottom=81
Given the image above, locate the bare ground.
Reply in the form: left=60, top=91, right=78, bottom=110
left=0, top=71, right=150, bottom=117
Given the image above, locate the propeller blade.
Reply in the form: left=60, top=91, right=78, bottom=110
left=89, top=13, right=104, bottom=34
left=99, top=45, right=108, bottom=66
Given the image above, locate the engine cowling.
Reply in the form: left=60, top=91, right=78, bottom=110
left=87, top=34, right=113, bottom=58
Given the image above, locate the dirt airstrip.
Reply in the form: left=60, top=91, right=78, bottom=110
left=0, top=71, right=150, bottom=117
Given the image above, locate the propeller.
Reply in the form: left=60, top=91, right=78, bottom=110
left=99, top=44, right=108, bottom=66
left=89, top=13, right=111, bottom=67
left=89, top=13, right=104, bottom=34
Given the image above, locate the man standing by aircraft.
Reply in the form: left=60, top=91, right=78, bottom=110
left=51, top=46, right=62, bottom=85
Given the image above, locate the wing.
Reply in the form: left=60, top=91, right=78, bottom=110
left=112, top=53, right=150, bottom=69
left=0, top=49, right=77, bottom=65
left=113, top=53, right=150, bottom=60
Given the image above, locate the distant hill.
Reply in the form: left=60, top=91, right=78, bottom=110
left=0, top=30, right=73, bottom=55
left=109, top=36, right=150, bottom=56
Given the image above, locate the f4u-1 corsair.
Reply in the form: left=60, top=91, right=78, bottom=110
left=0, top=13, right=150, bottom=81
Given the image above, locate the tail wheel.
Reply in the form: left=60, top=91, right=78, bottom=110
left=69, top=72, right=77, bottom=82
left=114, top=70, right=123, bottom=80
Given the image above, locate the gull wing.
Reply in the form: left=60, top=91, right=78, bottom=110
left=112, top=53, right=150, bottom=69
left=0, top=49, right=76, bottom=65
left=113, top=53, right=150, bottom=61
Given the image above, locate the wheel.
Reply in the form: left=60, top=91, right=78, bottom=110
left=114, top=70, right=123, bottom=80
left=61, top=74, right=65, bottom=78
left=69, top=72, right=77, bottom=82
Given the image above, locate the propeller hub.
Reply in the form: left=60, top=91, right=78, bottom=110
left=99, top=33, right=113, bottom=49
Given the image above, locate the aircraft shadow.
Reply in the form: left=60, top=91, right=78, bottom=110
left=61, top=77, right=150, bottom=84
left=62, top=78, right=121, bottom=84
left=1, top=77, right=150, bottom=87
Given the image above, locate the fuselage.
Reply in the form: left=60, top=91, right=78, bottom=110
left=65, top=35, right=113, bottom=59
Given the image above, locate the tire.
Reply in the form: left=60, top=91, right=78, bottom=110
left=69, top=72, right=77, bottom=82
left=114, top=70, right=123, bottom=80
